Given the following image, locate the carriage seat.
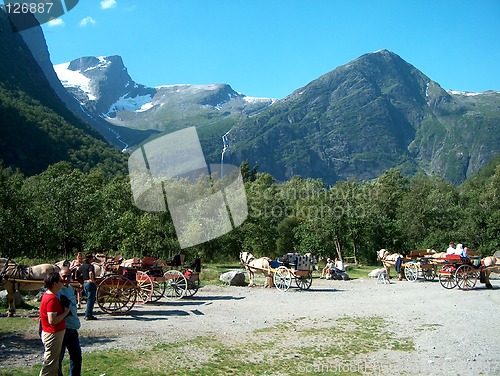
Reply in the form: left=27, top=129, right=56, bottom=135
left=141, top=257, right=157, bottom=267
left=165, top=254, right=185, bottom=267
left=185, top=258, right=201, bottom=273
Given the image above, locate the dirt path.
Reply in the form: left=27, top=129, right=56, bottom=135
left=1, top=276, right=499, bottom=375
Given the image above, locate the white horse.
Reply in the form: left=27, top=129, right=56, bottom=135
left=239, top=251, right=272, bottom=287
left=0, top=258, right=60, bottom=317
left=377, top=249, right=404, bottom=280
left=480, top=256, right=500, bottom=289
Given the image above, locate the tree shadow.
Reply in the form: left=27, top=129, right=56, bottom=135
left=98, top=309, right=191, bottom=320
left=0, top=332, right=41, bottom=365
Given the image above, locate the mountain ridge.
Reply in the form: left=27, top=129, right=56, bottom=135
left=54, top=49, right=499, bottom=185
left=13, top=17, right=498, bottom=186
left=221, top=49, right=499, bottom=185
left=54, top=56, right=275, bottom=137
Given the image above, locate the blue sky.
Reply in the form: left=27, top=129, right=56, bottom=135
left=41, top=0, right=500, bottom=99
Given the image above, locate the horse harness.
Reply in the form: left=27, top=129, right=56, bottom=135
left=241, top=253, right=255, bottom=266
left=1, top=259, right=36, bottom=281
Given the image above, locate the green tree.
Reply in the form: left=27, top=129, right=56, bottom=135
left=459, top=164, right=500, bottom=254
left=22, top=162, right=103, bottom=258
left=370, top=169, right=409, bottom=252
left=239, top=173, right=282, bottom=257
left=396, top=174, right=459, bottom=251
left=0, top=163, right=29, bottom=258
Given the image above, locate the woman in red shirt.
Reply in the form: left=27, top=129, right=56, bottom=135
left=39, top=272, right=70, bottom=376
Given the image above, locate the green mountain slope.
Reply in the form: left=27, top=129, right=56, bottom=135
left=221, top=50, right=499, bottom=185
left=0, top=10, right=126, bottom=175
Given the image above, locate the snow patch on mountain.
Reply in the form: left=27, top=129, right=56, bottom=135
left=54, top=62, right=96, bottom=101
left=106, top=93, right=154, bottom=115
left=447, top=90, right=500, bottom=96
left=83, top=56, right=111, bottom=72
left=243, top=96, right=276, bottom=104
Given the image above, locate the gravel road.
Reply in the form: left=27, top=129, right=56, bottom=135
left=1, top=274, right=499, bottom=375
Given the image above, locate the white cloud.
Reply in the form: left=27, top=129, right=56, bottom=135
left=100, top=0, right=117, bottom=9
left=48, top=18, right=65, bottom=27
left=79, top=16, right=97, bottom=27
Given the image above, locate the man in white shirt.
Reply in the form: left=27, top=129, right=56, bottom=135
left=446, top=242, right=456, bottom=254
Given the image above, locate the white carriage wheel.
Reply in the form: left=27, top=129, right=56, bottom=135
left=273, top=266, right=291, bottom=292
left=404, top=262, right=418, bottom=282
left=456, top=264, right=478, bottom=291
left=163, top=270, right=187, bottom=299
left=135, top=271, right=153, bottom=304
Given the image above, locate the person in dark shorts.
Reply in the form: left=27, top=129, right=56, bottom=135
left=78, top=253, right=97, bottom=320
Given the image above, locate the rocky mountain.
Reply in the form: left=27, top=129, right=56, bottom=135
left=54, top=48, right=498, bottom=186
left=222, top=50, right=500, bottom=185
left=55, top=55, right=156, bottom=117
left=0, top=10, right=126, bottom=175
left=54, top=56, right=275, bottom=136
left=59, top=50, right=498, bottom=185
left=18, top=28, right=156, bottom=150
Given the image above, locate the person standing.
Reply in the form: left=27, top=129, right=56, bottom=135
left=79, top=253, right=97, bottom=320
left=58, top=267, right=82, bottom=376
left=69, top=252, right=83, bottom=309
left=39, top=272, right=70, bottom=376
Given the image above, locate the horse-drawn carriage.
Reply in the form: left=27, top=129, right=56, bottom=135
left=402, top=250, right=438, bottom=282
left=1, top=254, right=202, bottom=317
left=436, top=254, right=482, bottom=290
left=377, top=249, right=437, bottom=282
left=157, top=255, right=202, bottom=299
left=240, top=251, right=315, bottom=292
left=93, top=254, right=202, bottom=314
left=377, top=249, right=500, bottom=290
left=95, top=256, right=163, bottom=314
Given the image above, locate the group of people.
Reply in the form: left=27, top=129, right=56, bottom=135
left=320, top=257, right=345, bottom=279
left=446, top=242, right=469, bottom=258
left=39, top=252, right=98, bottom=376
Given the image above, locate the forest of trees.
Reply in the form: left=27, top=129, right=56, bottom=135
left=0, top=159, right=498, bottom=264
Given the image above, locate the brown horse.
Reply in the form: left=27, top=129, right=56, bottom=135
left=0, top=258, right=60, bottom=317
left=377, top=249, right=404, bottom=280
left=481, top=256, right=500, bottom=289
left=239, top=251, right=272, bottom=287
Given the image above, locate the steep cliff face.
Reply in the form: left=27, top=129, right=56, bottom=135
left=56, top=55, right=157, bottom=117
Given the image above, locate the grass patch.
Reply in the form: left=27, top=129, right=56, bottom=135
left=0, top=316, right=38, bottom=334
left=0, top=315, right=414, bottom=376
